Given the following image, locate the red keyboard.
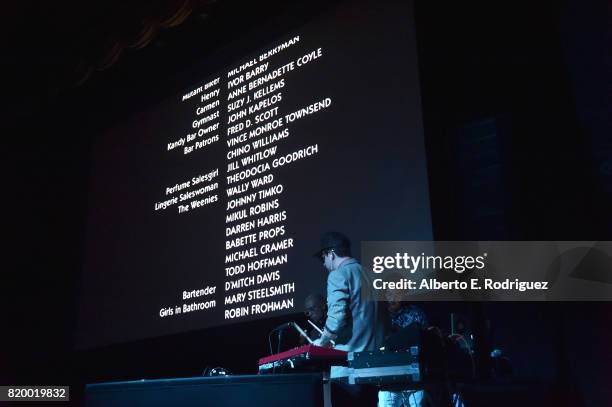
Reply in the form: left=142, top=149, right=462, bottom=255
left=258, top=344, right=347, bottom=373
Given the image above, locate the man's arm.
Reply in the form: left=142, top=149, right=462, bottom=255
left=315, top=269, right=349, bottom=346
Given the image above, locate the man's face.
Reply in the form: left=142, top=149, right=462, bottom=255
left=386, top=289, right=402, bottom=314
left=304, top=298, right=326, bottom=324
left=387, top=300, right=401, bottom=314
left=322, top=250, right=334, bottom=272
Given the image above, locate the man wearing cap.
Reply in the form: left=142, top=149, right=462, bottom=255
left=313, top=232, right=383, bottom=405
left=313, top=231, right=384, bottom=358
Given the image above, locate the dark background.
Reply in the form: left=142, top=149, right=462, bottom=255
left=2, top=0, right=611, bottom=405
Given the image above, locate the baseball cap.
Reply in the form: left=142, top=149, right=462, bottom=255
left=313, top=231, right=351, bottom=258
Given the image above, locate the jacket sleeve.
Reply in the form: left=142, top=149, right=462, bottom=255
left=324, top=268, right=350, bottom=336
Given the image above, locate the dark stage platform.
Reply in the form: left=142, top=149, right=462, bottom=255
left=86, top=373, right=327, bottom=407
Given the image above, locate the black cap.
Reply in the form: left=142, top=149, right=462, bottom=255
left=313, top=231, right=351, bottom=257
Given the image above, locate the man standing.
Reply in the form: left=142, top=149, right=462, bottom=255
left=312, top=232, right=383, bottom=406
left=312, top=232, right=384, bottom=359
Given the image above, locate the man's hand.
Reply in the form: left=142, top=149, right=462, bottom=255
left=312, top=329, right=337, bottom=347
left=312, top=337, right=330, bottom=347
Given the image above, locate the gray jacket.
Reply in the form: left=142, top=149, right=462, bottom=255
left=324, top=258, right=384, bottom=352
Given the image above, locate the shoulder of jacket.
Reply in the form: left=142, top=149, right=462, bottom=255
left=340, top=260, right=361, bottom=272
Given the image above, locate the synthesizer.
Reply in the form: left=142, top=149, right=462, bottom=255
left=258, top=345, right=347, bottom=374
